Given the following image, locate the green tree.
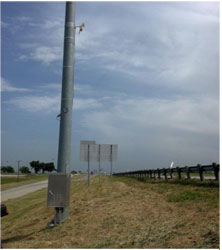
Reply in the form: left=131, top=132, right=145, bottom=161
left=20, top=166, right=31, bottom=174
left=45, top=162, right=56, bottom=172
left=1, top=166, right=8, bottom=173
left=39, top=162, right=46, bottom=174
left=29, top=161, right=41, bottom=174
left=6, top=166, right=15, bottom=173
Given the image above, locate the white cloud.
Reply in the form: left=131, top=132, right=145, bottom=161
left=73, top=2, right=219, bottom=96
left=39, top=83, right=95, bottom=96
left=81, top=95, right=219, bottom=137
left=74, top=98, right=102, bottom=110
left=18, top=41, right=63, bottom=64
left=4, top=93, right=102, bottom=113
left=5, top=95, right=60, bottom=113
left=43, top=19, right=63, bottom=29
left=1, top=78, right=30, bottom=92
left=40, top=83, right=61, bottom=90
left=1, top=21, right=9, bottom=28
left=75, top=84, right=96, bottom=95
left=16, top=16, right=32, bottom=22
left=19, top=43, right=40, bottom=49
left=79, top=94, right=219, bottom=167
left=14, top=2, right=219, bottom=100
left=29, top=46, right=62, bottom=64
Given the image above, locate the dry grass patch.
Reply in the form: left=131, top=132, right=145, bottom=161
left=1, top=175, right=219, bottom=248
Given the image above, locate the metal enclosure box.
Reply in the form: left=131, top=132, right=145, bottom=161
left=47, top=173, right=71, bottom=208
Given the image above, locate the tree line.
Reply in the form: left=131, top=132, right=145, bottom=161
left=1, top=161, right=56, bottom=174
left=29, top=161, right=55, bottom=174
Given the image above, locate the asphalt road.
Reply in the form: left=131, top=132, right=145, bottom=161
left=1, top=175, right=95, bottom=202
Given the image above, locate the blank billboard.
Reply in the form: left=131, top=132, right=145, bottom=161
left=80, top=143, right=99, bottom=162
left=80, top=142, right=118, bottom=162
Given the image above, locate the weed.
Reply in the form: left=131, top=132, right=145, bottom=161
left=202, top=231, right=219, bottom=247
left=167, top=190, right=210, bottom=202
left=137, top=177, right=147, bottom=182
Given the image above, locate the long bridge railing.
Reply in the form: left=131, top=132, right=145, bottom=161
left=113, top=163, right=219, bottom=181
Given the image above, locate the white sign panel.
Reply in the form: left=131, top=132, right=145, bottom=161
left=111, top=144, right=118, bottom=162
left=80, top=141, right=118, bottom=162
left=99, top=144, right=118, bottom=162
left=80, top=141, right=97, bottom=162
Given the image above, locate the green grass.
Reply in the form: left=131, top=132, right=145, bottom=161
left=181, top=172, right=215, bottom=177
left=1, top=174, right=49, bottom=190
left=117, top=176, right=219, bottom=207
left=1, top=177, right=20, bottom=185
left=167, top=190, right=210, bottom=202
left=136, top=176, right=219, bottom=187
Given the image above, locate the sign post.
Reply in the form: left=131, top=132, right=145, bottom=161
left=98, top=144, right=101, bottom=183
left=80, top=141, right=96, bottom=187
left=110, top=145, right=113, bottom=179
left=87, top=144, right=90, bottom=187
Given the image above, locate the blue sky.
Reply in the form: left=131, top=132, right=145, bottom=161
left=1, top=1, right=219, bottom=173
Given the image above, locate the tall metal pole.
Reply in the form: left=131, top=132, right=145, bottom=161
left=110, top=145, right=113, bottom=179
left=55, top=1, right=76, bottom=224
left=98, top=144, right=101, bottom=184
left=17, top=160, right=21, bottom=182
left=88, top=144, right=90, bottom=187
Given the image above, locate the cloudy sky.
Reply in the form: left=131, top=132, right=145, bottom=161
left=1, top=1, right=219, bottom=173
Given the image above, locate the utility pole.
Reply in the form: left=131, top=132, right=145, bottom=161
left=110, top=145, right=113, bottom=179
left=55, top=1, right=76, bottom=224
left=98, top=144, right=101, bottom=184
left=87, top=144, right=90, bottom=187
left=17, top=160, right=21, bottom=182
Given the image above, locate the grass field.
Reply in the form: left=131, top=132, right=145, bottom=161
left=1, top=175, right=219, bottom=248
left=181, top=172, right=215, bottom=177
left=1, top=173, right=87, bottom=191
left=1, top=174, right=49, bottom=191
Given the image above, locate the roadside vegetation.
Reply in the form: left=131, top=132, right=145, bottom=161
left=1, top=175, right=219, bottom=248
left=180, top=172, right=215, bottom=177
left=1, top=173, right=86, bottom=191
left=1, top=174, right=49, bottom=191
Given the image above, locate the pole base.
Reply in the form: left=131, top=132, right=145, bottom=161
left=46, top=207, right=68, bottom=228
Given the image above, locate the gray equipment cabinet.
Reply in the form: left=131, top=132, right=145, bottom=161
left=47, top=173, right=71, bottom=208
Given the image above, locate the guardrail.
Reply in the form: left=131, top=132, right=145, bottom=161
left=113, top=163, right=219, bottom=181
